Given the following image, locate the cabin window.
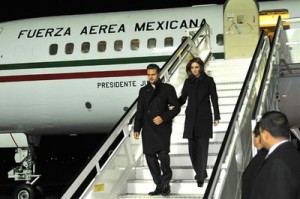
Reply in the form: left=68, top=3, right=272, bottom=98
left=49, top=44, right=58, bottom=55
left=81, top=42, right=90, bottom=53
left=164, top=37, right=173, bottom=47
left=65, top=43, right=74, bottom=55
left=147, top=38, right=156, bottom=49
left=237, top=15, right=245, bottom=24
left=216, top=34, right=224, bottom=46
left=114, top=40, right=123, bottom=51
left=98, top=41, right=106, bottom=52
left=131, top=39, right=140, bottom=51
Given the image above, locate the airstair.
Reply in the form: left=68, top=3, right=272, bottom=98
left=60, top=16, right=300, bottom=199
left=115, top=58, right=251, bottom=198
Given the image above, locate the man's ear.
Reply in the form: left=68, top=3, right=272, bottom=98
left=260, top=129, right=270, bottom=142
left=262, top=130, right=271, bottom=141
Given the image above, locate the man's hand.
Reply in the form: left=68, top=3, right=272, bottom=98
left=153, top=116, right=163, bottom=125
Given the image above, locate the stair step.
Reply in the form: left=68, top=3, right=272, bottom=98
left=134, top=166, right=213, bottom=180
left=175, top=112, right=233, bottom=123
left=219, top=113, right=233, bottom=122
left=170, top=142, right=221, bottom=154
left=174, top=97, right=238, bottom=106
left=218, top=96, right=239, bottom=105
left=206, top=64, right=249, bottom=72
left=171, top=131, right=225, bottom=143
left=125, top=179, right=208, bottom=194
left=217, top=89, right=241, bottom=97
left=117, top=58, right=249, bottom=199
left=179, top=102, right=237, bottom=111
left=139, top=153, right=218, bottom=167
left=207, top=58, right=251, bottom=66
left=172, top=122, right=228, bottom=133
left=216, top=83, right=243, bottom=90
left=119, top=193, right=204, bottom=198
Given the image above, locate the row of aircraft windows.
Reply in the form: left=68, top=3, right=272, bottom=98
left=49, top=37, right=188, bottom=55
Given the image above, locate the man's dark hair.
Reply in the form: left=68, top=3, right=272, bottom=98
left=259, top=111, right=290, bottom=138
left=253, top=122, right=260, bottom=137
left=146, top=64, right=160, bottom=74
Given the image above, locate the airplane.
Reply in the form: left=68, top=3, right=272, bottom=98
left=0, top=0, right=299, bottom=197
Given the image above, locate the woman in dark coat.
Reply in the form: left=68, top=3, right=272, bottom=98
left=178, top=57, right=220, bottom=187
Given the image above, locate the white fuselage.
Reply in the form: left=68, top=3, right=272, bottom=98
left=0, top=1, right=299, bottom=135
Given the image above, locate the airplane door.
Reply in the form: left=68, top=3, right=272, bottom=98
left=223, top=0, right=260, bottom=59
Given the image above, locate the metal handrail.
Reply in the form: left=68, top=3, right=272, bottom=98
left=204, top=30, right=271, bottom=198
left=61, top=19, right=212, bottom=199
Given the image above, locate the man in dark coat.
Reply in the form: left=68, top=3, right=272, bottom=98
left=178, top=57, right=220, bottom=187
left=134, top=64, right=180, bottom=196
left=250, top=111, right=300, bottom=199
left=241, top=122, right=268, bottom=199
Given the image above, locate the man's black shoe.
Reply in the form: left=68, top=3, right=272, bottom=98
left=162, top=184, right=171, bottom=196
left=148, top=187, right=163, bottom=196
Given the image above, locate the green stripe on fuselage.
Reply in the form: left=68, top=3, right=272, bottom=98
left=0, top=52, right=224, bottom=70
left=0, top=56, right=169, bottom=70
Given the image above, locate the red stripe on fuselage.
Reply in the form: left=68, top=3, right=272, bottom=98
left=0, top=69, right=146, bottom=82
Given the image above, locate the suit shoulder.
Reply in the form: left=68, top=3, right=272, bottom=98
left=183, top=77, right=193, bottom=84
left=205, top=75, right=214, bottom=80
left=162, top=82, right=175, bottom=89
left=273, top=143, right=300, bottom=164
left=139, top=85, right=149, bottom=92
left=205, top=75, right=216, bottom=83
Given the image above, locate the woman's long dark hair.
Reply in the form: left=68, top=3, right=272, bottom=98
left=186, top=57, right=206, bottom=77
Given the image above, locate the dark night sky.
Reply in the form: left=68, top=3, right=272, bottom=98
left=0, top=0, right=225, bottom=22
left=0, top=0, right=278, bottom=22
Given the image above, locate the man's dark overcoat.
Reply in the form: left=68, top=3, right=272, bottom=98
left=134, top=80, right=180, bottom=154
left=241, top=148, right=268, bottom=199
left=250, top=142, right=300, bottom=199
left=179, top=74, right=220, bottom=138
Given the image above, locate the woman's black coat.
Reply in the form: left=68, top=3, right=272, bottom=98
left=134, top=80, right=181, bottom=154
left=179, top=74, right=220, bottom=138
